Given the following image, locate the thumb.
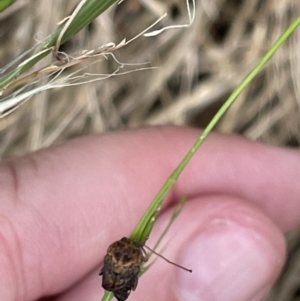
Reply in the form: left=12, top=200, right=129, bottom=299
left=138, top=196, right=286, bottom=301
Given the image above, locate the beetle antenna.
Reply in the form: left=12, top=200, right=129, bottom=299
left=143, top=244, right=192, bottom=273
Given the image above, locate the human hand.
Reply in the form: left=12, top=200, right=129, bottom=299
left=0, top=126, right=299, bottom=301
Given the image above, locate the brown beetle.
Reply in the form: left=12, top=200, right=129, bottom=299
left=100, top=237, right=192, bottom=301
left=100, top=237, right=147, bottom=301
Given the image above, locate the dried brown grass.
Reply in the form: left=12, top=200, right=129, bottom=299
left=0, top=0, right=300, bottom=299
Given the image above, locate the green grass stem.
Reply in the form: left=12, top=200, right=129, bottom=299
left=129, top=14, right=300, bottom=248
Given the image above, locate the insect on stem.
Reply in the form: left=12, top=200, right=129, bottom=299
left=143, top=244, right=192, bottom=273
left=101, top=237, right=192, bottom=301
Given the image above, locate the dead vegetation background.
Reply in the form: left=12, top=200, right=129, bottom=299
left=0, top=0, right=300, bottom=300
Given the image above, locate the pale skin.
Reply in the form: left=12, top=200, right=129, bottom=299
left=0, top=126, right=299, bottom=301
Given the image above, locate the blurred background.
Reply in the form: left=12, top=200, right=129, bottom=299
left=0, top=0, right=300, bottom=300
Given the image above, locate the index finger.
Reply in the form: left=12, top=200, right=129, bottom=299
left=0, top=126, right=299, bottom=300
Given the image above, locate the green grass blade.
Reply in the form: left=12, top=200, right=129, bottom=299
left=130, top=15, right=300, bottom=243
left=0, top=0, right=16, bottom=12
left=0, top=0, right=118, bottom=91
left=41, top=0, right=118, bottom=50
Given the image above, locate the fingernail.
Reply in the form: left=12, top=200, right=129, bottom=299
left=176, top=219, right=282, bottom=301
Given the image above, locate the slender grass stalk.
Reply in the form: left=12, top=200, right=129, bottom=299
left=101, top=291, right=114, bottom=301
left=129, top=15, right=300, bottom=244
left=0, top=0, right=118, bottom=91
